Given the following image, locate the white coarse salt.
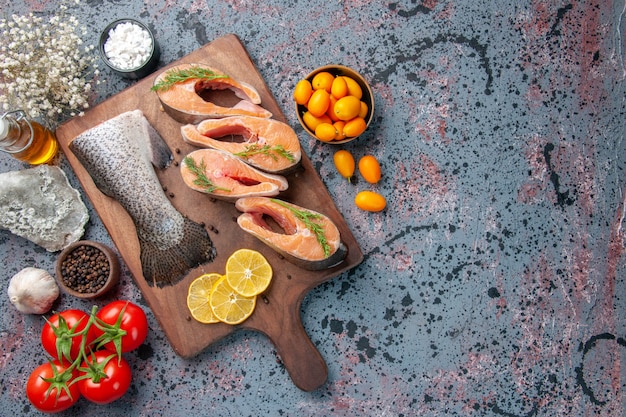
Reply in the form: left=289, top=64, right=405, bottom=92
left=104, top=21, right=153, bottom=70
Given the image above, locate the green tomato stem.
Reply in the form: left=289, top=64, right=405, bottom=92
left=53, top=304, right=129, bottom=387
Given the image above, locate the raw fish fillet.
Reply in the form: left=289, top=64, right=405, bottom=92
left=69, top=110, right=215, bottom=287
left=153, top=63, right=272, bottom=124
left=181, top=115, right=302, bottom=174
left=180, top=149, right=288, bottom=202
left=235, top=197, right=347, bottom=270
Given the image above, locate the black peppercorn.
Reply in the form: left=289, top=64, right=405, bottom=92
left=60, top=245, right=110, bottom=294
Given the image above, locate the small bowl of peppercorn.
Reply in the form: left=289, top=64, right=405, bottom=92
left=56, top=240, right=120, bottom=299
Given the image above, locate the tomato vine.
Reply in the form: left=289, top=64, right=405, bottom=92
left=27, top=301, right=148, bottom=412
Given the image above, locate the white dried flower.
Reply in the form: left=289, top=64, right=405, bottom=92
left=0, top=3, right=101, bottom=127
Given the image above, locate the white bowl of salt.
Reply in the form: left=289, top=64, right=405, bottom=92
left=99, top=19, right=160, bottom=79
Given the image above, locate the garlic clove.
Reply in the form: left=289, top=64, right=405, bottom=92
left=7, top=267, right=60, bottom=314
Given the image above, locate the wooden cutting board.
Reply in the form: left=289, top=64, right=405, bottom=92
left=55, top=34, right=363, bottom=392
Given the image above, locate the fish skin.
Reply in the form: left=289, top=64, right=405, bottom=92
left=69, top=110, right=216, bottom=287
left=180, top=148, right=288, bottom=202
left=154, top=64, right=272, bottom=124
left=235, top=197, right=347, bottom=271
left=181, top=116, right=302, bottom=174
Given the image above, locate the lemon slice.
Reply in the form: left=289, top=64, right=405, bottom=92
left=209, top=276, right=257, bottom=325
left=225, top=249, right=273, bottom=297
left=187, top=273, right=223, bottom=324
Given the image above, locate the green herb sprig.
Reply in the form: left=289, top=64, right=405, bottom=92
left=234, top=144, right=296, bottom=163
left=270, top=199, right=331, bottom=257
left=151, top=67, right=229, bottom=92
left=183, top=156, right=231, bottom=193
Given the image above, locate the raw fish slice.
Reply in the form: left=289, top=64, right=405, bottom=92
left=69, top=110, right=216, bottom=287
left=181, top=116, right=302, bottom=174
left=153, top=64, right=272, bottom=124
left=235, top=197, right=347, bottom=270
left=181, top=149, right=288, bottom=202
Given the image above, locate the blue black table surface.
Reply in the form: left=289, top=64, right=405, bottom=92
left=0, top=1, right=624, bottom=416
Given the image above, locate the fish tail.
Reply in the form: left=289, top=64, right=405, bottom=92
left=139, top=217, right=216, bottom=287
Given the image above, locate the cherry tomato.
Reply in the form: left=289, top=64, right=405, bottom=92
left=333, top=150, right=355, bottom=182
left=77, top=350, right=132, bottom=404
left=95, top=300, right=148, bottom=353
left=358, top=155, right=382, bottom=184
left=355, top=190, right=386, bottom=212
left=26, top=360, right=80, bottom=413
left=42, top=309, right=96, bottom=365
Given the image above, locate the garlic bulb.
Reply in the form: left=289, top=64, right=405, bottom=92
left=7, top=267, right=60, bottom=314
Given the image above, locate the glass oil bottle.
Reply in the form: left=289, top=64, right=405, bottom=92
left=0, top=110, right=58, bottom=165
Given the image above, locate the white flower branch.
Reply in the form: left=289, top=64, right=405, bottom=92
left=0, top=1, right=102, bottom=127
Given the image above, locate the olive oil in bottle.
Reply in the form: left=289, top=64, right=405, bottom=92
left=0, top=110, right=58, bottom=165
